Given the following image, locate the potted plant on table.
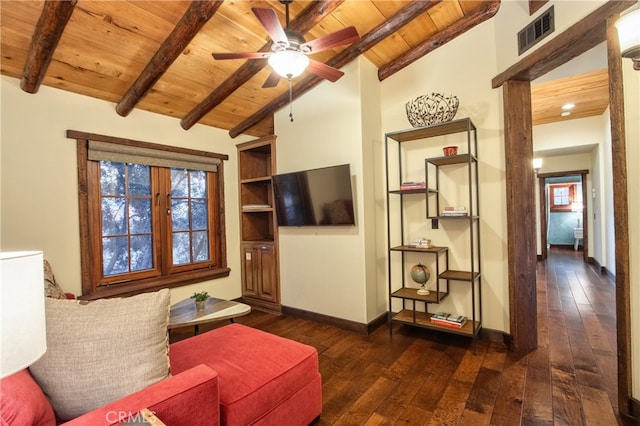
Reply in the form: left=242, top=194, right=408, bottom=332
left=191, top=291, right=209, bottom=311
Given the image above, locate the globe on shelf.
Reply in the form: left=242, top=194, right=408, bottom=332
left=410, top=263, right=431, bottom=295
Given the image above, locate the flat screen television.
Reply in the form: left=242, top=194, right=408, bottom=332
left=272, top=164, right=355, bottom=226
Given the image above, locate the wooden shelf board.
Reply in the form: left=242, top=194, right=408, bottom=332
left=392, top=310, right=480, bottom=337
left=385, top=118, right=476, bottom=142
left=391, top=287, right=448, bottom=303
left=242, top=208, right=273, bottom=213
left=390, top=245, right=448, bottom=254
left=389, top=188, right=437, bottom=195
left=427, top=153, right=477, bottom=166
left=241, top=238, right=274, bottom=243
left=241, top=176, right=272, bottom=184
left=428, top=215, right=479, bottom=220
left=439, top=270, right=481, bottom=282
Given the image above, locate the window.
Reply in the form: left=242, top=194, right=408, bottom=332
left=549, top=183, right=576, bottom=212
left=68, top=130, right=229, bottom=299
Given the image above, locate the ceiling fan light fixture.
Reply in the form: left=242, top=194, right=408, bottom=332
left=268, top=50, right=309, bottom=79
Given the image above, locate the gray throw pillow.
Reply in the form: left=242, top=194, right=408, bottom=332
left=29, top=289, right=171, bottom=421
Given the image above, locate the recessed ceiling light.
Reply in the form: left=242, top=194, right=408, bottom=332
left=562, top=103, right=575, bottom=110
left=561, top=111, right=571, bottom=117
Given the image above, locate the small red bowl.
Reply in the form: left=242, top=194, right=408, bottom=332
left=443, top=146, right=458, bottom=156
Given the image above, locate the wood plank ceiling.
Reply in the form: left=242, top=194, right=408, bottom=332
left=1, top=1, right=608, bottom=138
left=531, top=68, right=609, bottom=126
left=1, top=0, right=499, bottom=137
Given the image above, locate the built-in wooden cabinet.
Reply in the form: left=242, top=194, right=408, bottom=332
left=241, top=243, right=278, bottom=304
left=385, top=118, right=482, bottom=342
left=237, top=136, right=281, bottom=314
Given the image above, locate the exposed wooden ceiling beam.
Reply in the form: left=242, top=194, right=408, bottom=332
left=180, top=0, right=343, bottom=130
left=378, top=0, right=501, bottom=81
left=229, top=0, right=442, bottom=138
left=20, top=0, right=77, bottom=93
left=115, top=0, right=224, bottom=117
left=492, top=0, right=635, bottom=88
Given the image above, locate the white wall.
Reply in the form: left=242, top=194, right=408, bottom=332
left=274, top=60, right=372, bottom=323
left=603, top=111, right=616, bottom=275
left=359, top=59, right=386, bottom=321
left=0, top=76, right=250, bottom=304
left=622, top=54, right=640, bottom=401
left=533, top=115, right=605, bottom=152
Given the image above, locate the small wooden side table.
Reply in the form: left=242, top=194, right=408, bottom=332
left=168, top=297, right=251, bottom=335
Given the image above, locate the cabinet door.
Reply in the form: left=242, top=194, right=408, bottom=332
left=241, top=243, right=278, bottom=302
left=256, top=244, right=278, bottom=303
left=241, top=245, right=258, bottom=298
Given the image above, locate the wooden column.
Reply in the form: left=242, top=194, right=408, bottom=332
left=503, top=79, right=538, bottom=352
left=606, top=14, right=632, bottom=419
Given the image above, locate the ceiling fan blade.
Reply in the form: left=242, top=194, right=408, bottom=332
left=212, top=52, right=270, bottom=60
left=307, top=60, right=344, bottom=82
left=301, top=27, right=360, bottom=54
left=262, top=71, right=281, bottom=88
left=252, top=8, right=289, bottom=47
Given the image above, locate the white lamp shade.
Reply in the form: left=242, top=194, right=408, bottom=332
left=533, top=158, right=543, bottom=170
left=268, top=51, right=310, bottom=78
left=616, top=8, right=640, bottom=56
left=0, top=251, right=47, bottom=378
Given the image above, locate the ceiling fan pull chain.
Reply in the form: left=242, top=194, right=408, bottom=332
left=288, top=78, right=294, bottom=122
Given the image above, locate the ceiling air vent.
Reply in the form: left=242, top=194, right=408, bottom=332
left=518, top=6, right=555, bottom=55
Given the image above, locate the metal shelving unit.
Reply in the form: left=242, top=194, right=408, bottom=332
left=385, top=118, right=482, bottom=342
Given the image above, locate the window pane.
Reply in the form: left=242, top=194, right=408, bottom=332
left=192, top=231, right=209, bottom=262
left=128, top=164, right=151, bottom=196
left=553, top=187, right=570, bottom=206
left=100, top=161, right=126, bottom=196
left=170, top=168, right=211, bottom=267
left=171, top=169, right=189, bottom=198
left=129, top=199, right=152, bottom=234
left=191, top=200, right=208, bottom=230
left=173, top=232, right=191, bottom=265
left=190, top=170, right=207, bottom=198
left=102, top=236, right=129, bottom=276
left=102, top=198, right=126, bottom=236
left=100, top=161, right=154, bottom=277
left=130, top=235, right=153, bottom=271
left=172, top=200, right=189, bottom=231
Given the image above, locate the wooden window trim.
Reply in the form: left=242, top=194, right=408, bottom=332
left=68, top=130, right=230, bottom=300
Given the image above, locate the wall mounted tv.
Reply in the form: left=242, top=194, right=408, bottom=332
left=272, top=164, right=355, bottom=226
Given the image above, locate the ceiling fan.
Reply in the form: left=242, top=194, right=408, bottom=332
left=212, top=0, right=360, bottom=88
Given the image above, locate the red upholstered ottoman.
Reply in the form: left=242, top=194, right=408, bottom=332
left=169, top=323, right=322, bottom=425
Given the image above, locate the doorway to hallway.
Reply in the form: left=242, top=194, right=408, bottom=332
left=538, top=170, right=589, bottom=263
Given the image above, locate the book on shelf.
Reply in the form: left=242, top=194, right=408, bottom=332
left=400, top=181, right=425, bottom=190
left=430, top=318, right=466, bottom=328
left=441, top=211, right=468, bottom=217
left=443, top=206, right=466, bottom=212
left=430, top=312, right=467, bottom=328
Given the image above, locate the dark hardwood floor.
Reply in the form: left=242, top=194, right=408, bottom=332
left=172, top=248, right=631, bottom=425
